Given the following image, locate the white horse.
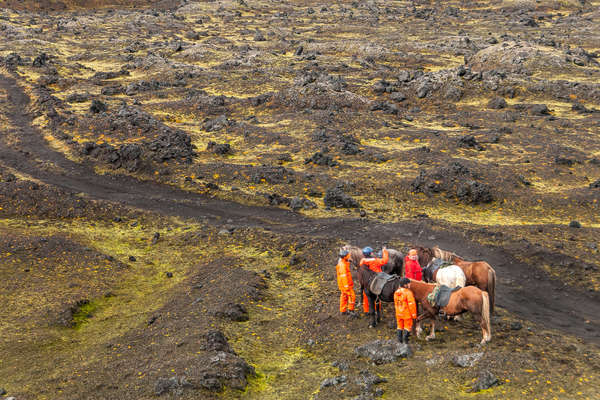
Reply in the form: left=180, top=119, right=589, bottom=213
left=435, top=265, right=466, bottom=288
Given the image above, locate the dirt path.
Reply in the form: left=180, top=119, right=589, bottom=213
left=1, top=73, right=599, bottom=344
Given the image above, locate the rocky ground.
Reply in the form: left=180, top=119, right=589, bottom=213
left=0, top=0, right=599, bottom=399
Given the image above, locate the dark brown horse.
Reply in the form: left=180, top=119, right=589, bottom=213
left=357, top=265, right=405, bottom=328
left=340, top=245, right=404, bottom=275
left=407, top=279, right=492, bottom=345
left=416, top=246, right=496, bottom=313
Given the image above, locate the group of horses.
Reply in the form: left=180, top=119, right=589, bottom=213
left=340, top=245, right=496, bottom=345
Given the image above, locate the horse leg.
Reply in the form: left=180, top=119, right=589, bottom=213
left=426, top=317, right=436, bottom=341
left=367, top=295, right=377, bottom=328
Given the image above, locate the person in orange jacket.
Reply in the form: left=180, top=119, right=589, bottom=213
left=359, top=246, right=389, bottom=313
left=336, top=249, right=356, bottom=315
left=394, top=278, right=417, bottom=344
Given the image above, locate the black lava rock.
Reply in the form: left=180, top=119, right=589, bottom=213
left=206, top=141, right=232, bottom=155
left=305, top=151, right=338, bottom=167
left=89, top=99, right=107, bottom=113
left=324, top=187, right=360, bottom=208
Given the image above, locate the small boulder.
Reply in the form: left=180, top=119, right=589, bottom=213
left=289, top=197, right=317, bottom=211
left=488, top=97, right=507, bottom=109
left=320, top=375, right=347, bottom=389
left=589, top=179, right=600, bottom=189
left=324, top=187, right=360, bottom=208
left=207, top=141, right=231, bottom=155
left=355, top=340, right=412, bottom=364
left=569, top=221, right=582, bottom=228
left=510, top=321, right=523, bottom=330
left=469, top=370, right=499, bottom=392
left=89, top=99, right=107, bottom=113
left=452, top=352, right=483, bottom=368
left=216, top=303, right=249, bottom=322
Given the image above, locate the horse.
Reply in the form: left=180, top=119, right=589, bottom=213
left=356, top=264, right=405, bottom=328
left=416, top=246, right=496, bottom=313
left=433, top=247, right=496, bottom=313
left=407, top=279, right=492, bottom=345
left=339, top=245, right=404, bottom=275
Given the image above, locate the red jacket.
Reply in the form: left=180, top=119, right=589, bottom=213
left=360, top=249, right=389, bottom=273
left=404, top=257, right=422, bottom=281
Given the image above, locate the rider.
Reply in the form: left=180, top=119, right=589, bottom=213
left=394, top=277, right=417, bottom=344
left=359, top=246, right=389, bottom=313
left=404, top=249, right=422, bottom=281
left=336, top=249, right=356, bottom=316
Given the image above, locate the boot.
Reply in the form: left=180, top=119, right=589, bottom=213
left=404, top=330, right=411, bottom=344
left=397, top=330, right=403, bottom=343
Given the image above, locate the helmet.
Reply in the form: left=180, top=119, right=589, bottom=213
left=362, top=246, right=373, bottom=257
left=339, top=249, right=350, bottom=258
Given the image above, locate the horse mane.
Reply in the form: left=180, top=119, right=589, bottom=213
left=433, top=246, right=460, bottom=262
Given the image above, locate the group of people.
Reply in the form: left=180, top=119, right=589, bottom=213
left=336, top=246, right=423, bottom=344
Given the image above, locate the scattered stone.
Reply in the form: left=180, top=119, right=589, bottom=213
left=154, top=376, right=192, bottom=396
left=354, top=340, right=412, bottom=364
left=469, top=370, right=499, bottom=392
left=218, top=228, right=234, bottom=235
left=324, top=186, right=360, bottom=208
left=355, top=369, right=387, bottom=390
left=289, top=196, right=317, bottom=211
left=89, top=99, right=107, bottom=113
left=151, top=232, right=160, bottom=245
left=569, top=221, right=582, bottom=228
left=32, top=52, right=49, bottom=67
left=452, top=352, right=483, bottom=368
left=206, top=141, right=232, bottom=155
left=487, top=97, right=507, bottom=109
left=320, top=375, right=347, bottom=388
left=389, top=92, right=406, bottom=102
left=589, top=179, right=600, bottom=189
left=332, top=360, right=349, bottom=371
left=510, top=321, right=523, bottom=330
left=215, top=303, right=249, bottom=322
left=457, top=135, right=485, bottom=151
left=304, top=151, right=338, bottom=167
left=129, top=255, right=136, bottom=262
left=0, top=388, right=6, bottom=396
left=165, top=271, right=173, bottom=278
left=528, top=104, right=550, bottom=115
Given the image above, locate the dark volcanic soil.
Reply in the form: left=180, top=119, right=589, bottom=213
left=0, top=72, right=598, bottom=344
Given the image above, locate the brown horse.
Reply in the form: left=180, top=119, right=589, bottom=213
left=407, top=279, right=492, bottom=345
left=416, top=246, right=496, bottom=313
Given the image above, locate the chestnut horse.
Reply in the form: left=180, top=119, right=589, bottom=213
left=416, top=246, right=496, bottom=313
left=407, top=279, right=492, bottom=345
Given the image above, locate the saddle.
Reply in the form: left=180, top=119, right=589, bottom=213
left=369, top=272, right=398, bottom=296
left=427, top=284, right=461, bottom=308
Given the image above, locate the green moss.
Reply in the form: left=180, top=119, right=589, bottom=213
left=71, top=300, right=98, bottom=330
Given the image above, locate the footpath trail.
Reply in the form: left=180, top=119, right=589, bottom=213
left=1, top=73, right=599, bottom=344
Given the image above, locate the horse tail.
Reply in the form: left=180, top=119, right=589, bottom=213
left=481, top=291, right=491, bottom=340
left=487, top=267, right=496, bottom=314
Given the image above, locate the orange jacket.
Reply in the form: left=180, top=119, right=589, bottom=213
left=394, top=287, right=417, bottom=320
left=336, top=256, right=353, bottom=291
left=360, top=249, right=389, bottom=273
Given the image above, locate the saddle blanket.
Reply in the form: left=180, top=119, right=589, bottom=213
left=427, top=284, right=461, bottom=308
left=369, top=272, right=398, bottom=296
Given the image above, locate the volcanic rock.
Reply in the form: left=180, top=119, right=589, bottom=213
left=354, top=340, right=412, bottom=364
left=324, top=187, right=360, bottom=208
